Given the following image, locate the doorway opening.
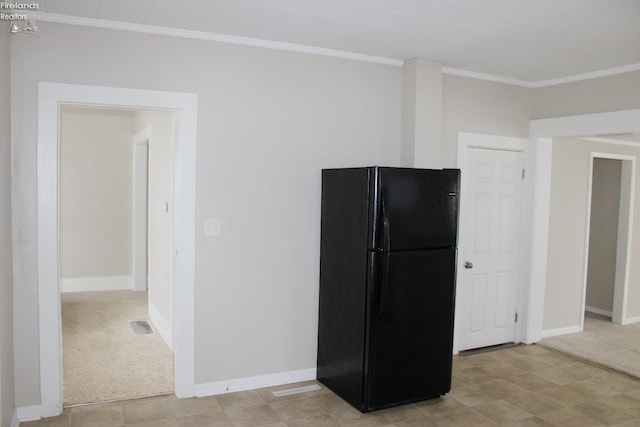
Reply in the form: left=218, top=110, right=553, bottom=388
left=58, top=105, right=176, bottom=405
left=37, top=82, right=196, bottom=417
left=582, top=152, right=635, bottom=328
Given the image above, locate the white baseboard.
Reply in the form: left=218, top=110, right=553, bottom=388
left=622, top=315, right=640, bottom=325
left=11, top=409, right=20, bottom=427
left=195, top=368, right=317, bottom=397
left=16, top=405, right=41, bottom=422
left=585, top=306, right=613, bottom=317
left=541, top=325, right=582, bottom=338
left=60, top=275, right=133, bottom=293
left=148, top=302, right=172, bottom=353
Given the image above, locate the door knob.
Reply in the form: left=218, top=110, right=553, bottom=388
left=464, top=261, right=473, bottom=269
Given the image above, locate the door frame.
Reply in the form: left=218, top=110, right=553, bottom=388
left=583, top=151, right=635, bottom=326
left=37, top=82, right=197, bottom=417
left=132, top=126, right=150, bottom=293
left=454, top=132, right=531, bottom=353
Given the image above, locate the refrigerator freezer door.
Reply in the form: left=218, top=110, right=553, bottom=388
left=374, top=168, right=459, bottom=251
left=365, top=248, right=456, bottom=410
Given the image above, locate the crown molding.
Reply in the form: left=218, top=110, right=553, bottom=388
left=27, top=12, right=640, bottom=87
left=441, top=67, right=534, bottom=88
left=28, top=12, right=404, bottom=67
left=532, top=63, right=640, bottom=88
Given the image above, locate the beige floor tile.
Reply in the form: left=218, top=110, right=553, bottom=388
left=125, top=419, right=180, bottom=427
left=70, top=404, right=125, bottom=427
left=433, top=406, right=499, bottom=426
left=367, top=403, right=428, bottom=424
left=570, top=401, right=637, bottom=425
left=393, top=415, right=440, bottom=427
left=539, top=407, right=606, bottom=427
left=472, top=399, right=534, bottom=424
left=268, top=395, right=326, bottom=421
left=452, top=379, right=527, bottom=406
left=508, top=373, right=557, bottom=392
left=531, top=350, right=577, bottom=366
left=224, top=403, right=283, bottom=427
left=417, top=395, right=467, bottom=416
left=534, top=386, right=590, bottom=407
left=215, top=389, right=266, bottom=410
left=501, top=417, right=556, bottom=427
left=453, top=366, right=499, bottom=386
left=564, top=379, right=619, bottom=399
left=121, top=397, right=176, bottom=424
left=177, top=412, right=235, bottom=427
left=26, top=345, right=640, bottom=427
left=595, top=372, right=640, bottom=393
left=285, top=413, right=340, bottom=427
left=503, top=392, right=563, bottom=415
left=597, top=393, right=640, bottom=417
left=309, top=392, right=358, bottom=415
left=170, top=395, right=223, bottom=417
left=40, top=410, right=72, bottom=427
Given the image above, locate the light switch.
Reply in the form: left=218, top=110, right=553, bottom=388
left=204, top=218, right=221, bottom=237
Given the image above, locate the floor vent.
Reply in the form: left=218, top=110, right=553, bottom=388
left=272, top=384, right=321, bottom=397
left=129, top=320, right=154, bottom=335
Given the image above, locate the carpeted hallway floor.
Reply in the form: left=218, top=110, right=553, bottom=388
left=62, top=290, right=174, bottom=405
left=541, top=312, right=640, bottom=379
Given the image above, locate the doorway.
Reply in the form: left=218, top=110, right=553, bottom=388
left=582, top=152, right=635, bottom=327
left=37, top=83, right=197, bottom=417
left=58, top=105, right=175, bottom=405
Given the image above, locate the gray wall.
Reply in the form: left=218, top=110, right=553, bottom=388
left=10, top=22, right=402, bottom=405
left=533, top=70, right=640, bottom=119
left=442, top=74, right=533, bottom=166
left=586, top=158, right=622, bottom=314
left=60, top=106, right=134, bottom=280
left=0, top=28, right=15, bottom=427
left=133, top=110, right=175, bottom=330
left=544, top=138, right=640, bottom=330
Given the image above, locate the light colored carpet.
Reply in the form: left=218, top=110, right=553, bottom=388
left=62, top=290, right=174, bottom=405
left=541, top=312, right=640, bottom=378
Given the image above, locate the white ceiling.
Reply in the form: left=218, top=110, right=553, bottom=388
left=26, top=0, right=640, bottom=84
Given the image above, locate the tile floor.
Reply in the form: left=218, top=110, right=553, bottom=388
left=22, top=344, right=640, bottom=426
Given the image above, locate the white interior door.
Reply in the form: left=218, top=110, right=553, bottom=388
left=457, top=147, right=524, bottom=351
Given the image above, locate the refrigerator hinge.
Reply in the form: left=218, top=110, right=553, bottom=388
left=514, top=312, right=518, bottom=323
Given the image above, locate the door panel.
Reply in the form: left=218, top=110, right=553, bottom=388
left=457, top=148, right=523, bottom=351
left=366, top=248, right=455, bottom=409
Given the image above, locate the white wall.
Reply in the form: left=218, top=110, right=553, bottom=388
left=133, top=110, right=175, bottom=336
left=10, top=22, right=402, bottom=405
left=544, top=138, right=640, bottom=330
left=59, top=106, right=134, bottom=289
left=586, top=158, right=621, bottom=314
left=0, top=27, right=15, bottom=427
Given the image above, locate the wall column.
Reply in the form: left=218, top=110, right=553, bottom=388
left=401, top=58, right=443, bottom=168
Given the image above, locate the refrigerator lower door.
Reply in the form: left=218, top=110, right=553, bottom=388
left=365, top=248, right=456, bottom=410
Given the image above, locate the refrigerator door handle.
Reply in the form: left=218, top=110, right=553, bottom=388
left=381, top=196, right=391, bottom=252
left=378, top=252, right=390, bottom=315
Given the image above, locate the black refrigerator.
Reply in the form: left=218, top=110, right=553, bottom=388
left=317, top=166, right=460, bottom=412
